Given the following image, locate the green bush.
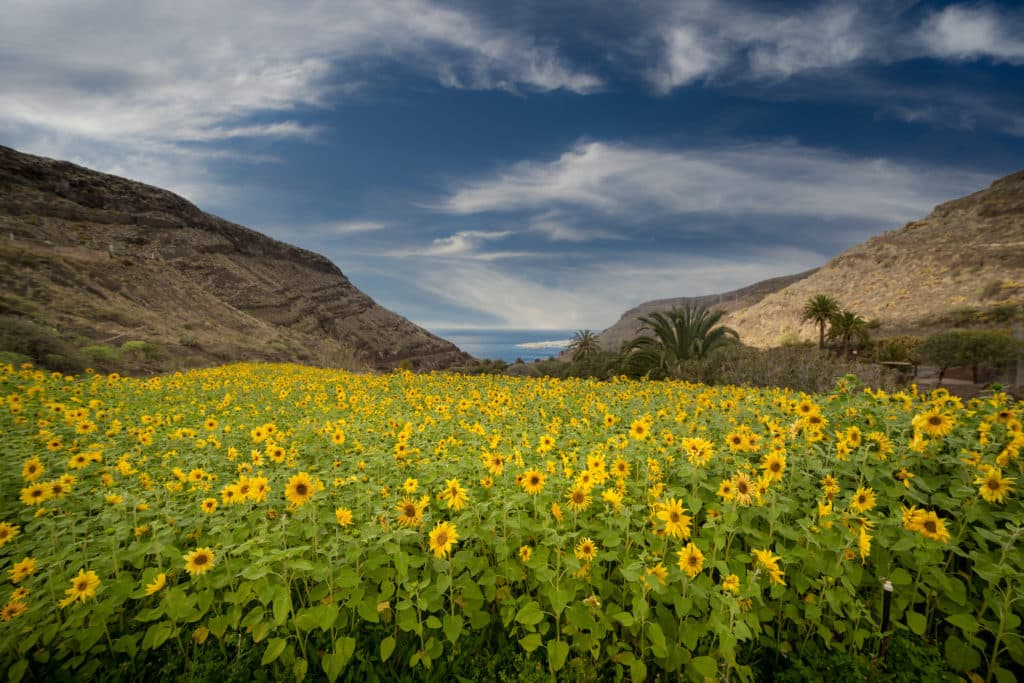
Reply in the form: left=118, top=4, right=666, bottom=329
left=918, top=329, right=1021, bottom=383
left=0, top=315, right=88, bottom=373
left=120, top=340, right=165, bottom=361
left=698, top=344, right=894, bottom=393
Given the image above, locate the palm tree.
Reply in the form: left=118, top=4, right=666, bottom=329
left=624, top=305, right=738, bottom=378
left=802, top=295, right=841, bottom=351
left=828, top=310, right=869, bottom=358
left=566, top=329, right=601, bottom=362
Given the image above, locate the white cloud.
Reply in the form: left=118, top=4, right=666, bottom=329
left=327, top=220, right=392, bottom=235
left=408, top=246, right=827, bottom=329
left=918, top=5, right=1024, bottom=63
left=439, top=140, right=992, bottom=227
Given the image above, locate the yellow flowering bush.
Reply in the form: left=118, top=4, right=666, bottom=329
left=0, top=362, right=1021, bottom=681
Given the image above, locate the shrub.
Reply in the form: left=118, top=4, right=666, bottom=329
left=698, top=344, right=894, bottom=393
left=0, top=315, right=88, bottom=373
left=918, top=329, right=1021, bottom=383
left=120, top=340, right=165, bottom=361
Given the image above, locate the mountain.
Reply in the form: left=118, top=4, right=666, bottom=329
left=0, top=145, right=471, bottom=372
left=584, top=269, right=818, bottom=353
left=596, top=169, right=1024, bottom=350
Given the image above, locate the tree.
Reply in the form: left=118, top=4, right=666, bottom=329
left=828, top=310, right=869, bottom=359
left=623, top=305, right=738, bottom=379
left=919, top=330, right=1021, bottom=384
left=802, top=295, right=841, bottom=351
left=566, top=329, right=601, bottom=362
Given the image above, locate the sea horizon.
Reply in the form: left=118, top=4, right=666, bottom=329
left=432, top=328, right=575, bottom=364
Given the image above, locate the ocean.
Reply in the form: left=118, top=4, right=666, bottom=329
left=433, top=329, right=575, bottom=364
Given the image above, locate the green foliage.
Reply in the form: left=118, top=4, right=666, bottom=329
left=698, top=344, right=894, bottom=393
left=828, top=310, right=871, bottom=358
left=868, top=336, right=921, bottom=364
left=624, top=305, right=738, bottom=378
left=986, top=303, right=1019, bottom=323
left=120, top=340, right=165, bottom=361
left=802, top=295, right=842, bottom=350
left=917, top=329, right=1021, bottom=383
left=0, top=315, right=88, bottom=373
left=566, top=330, right=601, bottom=362
left=979, top=280, right=1005, bottom=300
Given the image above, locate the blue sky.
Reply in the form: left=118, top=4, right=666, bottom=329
left=3, top=1, right=1023, bottom=331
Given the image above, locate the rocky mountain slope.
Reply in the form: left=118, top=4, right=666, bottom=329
left=596, top=169, right=1024, bottom=349
left=0, top=145, right=471, bottom=372
left=590, top=269, right=817, bottom=352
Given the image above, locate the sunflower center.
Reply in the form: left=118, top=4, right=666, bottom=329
left=923, top=520, right=937, bottom=533
left=669, top=511, right=680, bottom=522
left=194, top=554, right=208, bottom=566
left=295, top=483, right=308, bottom=496
left=76, top=580, right=88, bottom=591
left=737, top=481, right=749, bottom=494
left=530, top=476, right=540, bottom=486
left=987, top=479, right=1001, bottom=490
left=436, top=532, right=448, bottom=545
left=689, top=555, right=699, bottom=567
left=404, top=504, right=416, bottom=516
left=770, top=462, right=781, bottom=472
left=928, top=416, right=942, bottom=426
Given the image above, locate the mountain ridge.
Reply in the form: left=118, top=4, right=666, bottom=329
left=0, top=145, right=471, bottom=372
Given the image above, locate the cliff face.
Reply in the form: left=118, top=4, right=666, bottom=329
left=724, top=169, right=1024, bottom=346
left=0, top=145, right=471, bottom=371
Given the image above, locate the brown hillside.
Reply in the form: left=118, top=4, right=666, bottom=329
left=726, top=169, right=1024, bottom=346
left=0, top=145, right=471, bottom=371
left=589, top=269, right=818, bottom=353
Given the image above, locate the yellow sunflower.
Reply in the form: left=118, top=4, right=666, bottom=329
left=760, top=452, right=786, bottom=482
left=849, top=486, right=876, bottom=514
left=0, top=522, right=20, bottom=547
left=145, top=572, right=167, bottom=595
left=1, top=601, right=27, bottom=621
left=22, top=457, right=44, bottom=482
left=917, top=511, right=951, bottom=543
left=8, top=557, right=37, bottom=584
left=677, top=543, right=705, bottom=579
left=975, top=468, right=1015, bottom=504
left=655, top=498, right=692, bottom=539
left=428, top=521, right=459, bottom=559
left=60, top=569, right=101, bottom=607
left=565, top=484, right=592, bottom=513
left=20, top=483, right=51, bottom=506
left=335, top=507, right=354, bottom=528
left=721, top=574, right=741, bottom=593
left=574, top=537, right=598, bottom=562
left=912, top=408, right=955, bottom=439
left=521, top=469, right=545, bottom=495
left=395, top=498, right=426, bottom=528
left=183, top=548, right=215, bottom=577
left=284, top=472, right=317, bottom=507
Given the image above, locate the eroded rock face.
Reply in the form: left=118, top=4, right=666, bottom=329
left=0, top=145, right=472, bottom=371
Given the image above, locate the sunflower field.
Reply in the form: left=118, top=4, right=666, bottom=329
left=0, top=362, right=1022, bottom=681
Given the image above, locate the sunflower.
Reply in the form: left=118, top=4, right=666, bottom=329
left=717, top=479, right=736, bottom=501
left=68, top=452, right=91, bottom=469
left=20, top=483, right=51, bottom=506
left=721, top=574, right=741, bottom=593
left=858, top=526, right=872, bottom=560
left=0, top=522, right=20, bottom=547
left=820, top=474, right=841, bottom=499
left=519, top=545, right=532, bottom=562
left=284, top=472, right=316, bottom=507
left=565, top=484, right=592, bottom=513
left=403, top=478, right=419, bottom=494
left=183, top=548, right=215, bottom=577
left=521, top=469, right=545, bottom=495
left=601, top=488, right=624, bottom=512
left=760, top=452, right=786, bottom=482
left=439, top=478, right=469, bottom=511
left=656, top=498, right=692, bottom=539
left=335, top=507, right=354, bottom=527
left=1, top=601, right=27, bottom=621
left=485, top=453, right=504, bottom=475
left=22, top=457, right=44, bottom=482
left=917, top=511, right=951, bottom=543
left=865, top=431, right=893, bottom=459
left=145, top=572, right=167, bottom=595
left=551, top=502, right=564, bottom=523
left=733, top=472, right=754, bottom=506
left=901, top=504, right=925, bottom=531
left=8, top=557, right=37, bottom=584
left=646, top=562, right=668, bottom=586
left=849, top=486, right=876, bottom=514
left=428, top=521, right=458, bottom=559
left=629, top=419, right=649, bottom=440
left=975, top=468, right=1015, bottom=504
left=201, top=498, right=218, bottom=514
left=60, top=569, right=100, bottom=606
left=677, top=543, right=704, bottom=579
left=611, top=458, right=631, bottom=478
left=395, top=498, right=426, bottom=528
left=912, top=409, right=955, bottom=439
left=574, top=537, right=598, bottom=562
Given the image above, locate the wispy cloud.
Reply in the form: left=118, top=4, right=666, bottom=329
left=917, top=4, right=1024, bottom=63
left=439, top=139, right=992, bottom=227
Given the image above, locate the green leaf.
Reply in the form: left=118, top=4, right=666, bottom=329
left=7, top=659, right=28, bottom=683
left=443, top=614, right=463, bottom=644
left=690, top=656, right=718, bottom=679
left=294, top=658, right=308, bottom=683
left=613, top=611, right=634, bottom=627
left=143, top=622, right=174, bottom=650
left=337, top=566, right=360, bottom=589
left=519, top=633, right=543, bottom=653
left=261, top=637, right=288, bottom=665
left=272, top=588, right=291, bottom=626
left=907, top=611, right=927, bottom=636
left=888, top=568, right=912, bottom=586
left=944, top=634, right=981, bottom=672
left=207, top=614, right=230, bottom=640
left=380, top=636, right=396, bottom=663
left=647, top=622, right=667, bottom=659
left=323, top=637, right=355, bottom=682
left=946, top=613, right=979, bottom=634
left=547, top=640, right=570, bottom=673
left=515, top=601, right=545, bottom=626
